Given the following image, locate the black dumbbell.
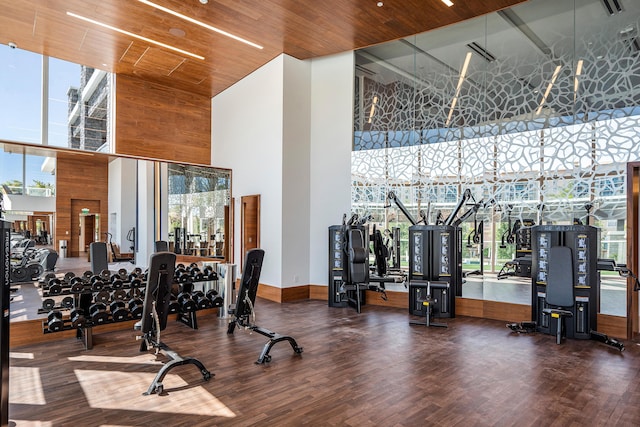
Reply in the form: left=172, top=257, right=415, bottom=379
left=61, top=296, right=75, bottom=309
left=94, top=290, right=111, bottom=304
left=100, top=269, right=111, bottom=280
left=112, top=289, right=127, bottom=301
left=42, top=298, right=56, bottom=310
left=118, top=268, right=128, bottom=279
left=64, top=271, right=76, bottom=282
left=192, top=291, right=212, bottom=309
left=70, top=277, right=85, bottom=293
left=83, top=270, right=94, bottom=280
left=168, top=298, right=180, bottom=314
left=133, top=267, right=143, bottom=276
left=130, top=278, right=142, bottom=289
left=48, top=278, right=63, bottom=295
left=70, top=308, right=87, bottom=328
left=89, top=302, right=110, bottom=324
left=110, top=301, right=130, bottom=322
left=111, top=278, right=124, bottom=289
left=47, top=311, right=64, bottom=332
left=177, top=292, right=197, bottom=312
left=128, top=298, right=144, bottom=318
left=206, top=289, right=224, bottom=307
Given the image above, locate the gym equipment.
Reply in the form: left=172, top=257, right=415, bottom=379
left=497, top=210, right=535, bottom=279
left=155, top=240, right=169, bottom=252
left=47, top=311, right=64, bottom=332
left=90, top=242, right=109, bottom=276
left=532, top=225, right=598, bottom=340
left=110, top=301, right=130, bottom=322
left=1, top=220, right=10, bottom=427
left=409, top=281, right=448, bottom=328
left=135, top=251, right=212, bottom=395
left=105, top=232, right=135, bottom=263
left=541, top=246, right=575, bottom=344
left=227, top=249, right=303, bottom=364
left=70, top=308, right=87, bottom=328
left=89, top=302, right=110, bottom=325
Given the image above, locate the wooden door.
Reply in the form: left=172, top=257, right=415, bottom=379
left=70, top=199, right=101, bottom=257
left=241, top=195, right=260, bottom=269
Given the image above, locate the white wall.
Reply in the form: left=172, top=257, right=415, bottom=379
left=212, top=56, right=285, bottom=286
left=281, top=55, right=311, bottom=288
left=136, top=160, right=156, bottom=268
left=211, top=52, right=353, bottom=288
left=4, top=195, right=55, bottom=213
left=308, top=52, right=354, bottom=285
left=108, top=157, right=137, bottom=250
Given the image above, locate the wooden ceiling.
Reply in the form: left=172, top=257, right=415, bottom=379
left=0, top=0, right=527, bottom=97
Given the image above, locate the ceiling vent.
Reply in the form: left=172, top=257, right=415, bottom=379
left=466, top=42, right=496, bottom=63
left=601, top=0, right=623, bottom=15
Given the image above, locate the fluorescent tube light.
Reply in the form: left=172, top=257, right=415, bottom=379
left=138, top=0, right=263, bottom=50
left=66, top=12, right=205, bottom=60
left=536, top=65, right=562, bottom=115
left=445, top=52, right=472, bottom=126
left=442, top=0, right=454, bottom=6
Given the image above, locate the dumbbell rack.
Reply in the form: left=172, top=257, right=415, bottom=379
left=40, top=264, right=221, bottom=349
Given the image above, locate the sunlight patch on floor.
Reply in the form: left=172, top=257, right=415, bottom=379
left=74, top=370, right=235, bottom=417
left=9, top=367, right=46, bottom=405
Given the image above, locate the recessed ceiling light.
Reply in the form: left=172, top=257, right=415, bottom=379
left=169, top=28, right=186, bottom=37
left=66, top=11, right=205, bottom=60
left=442, top=0, right=454, bottom=6
left=377, top=1, right=383, bottom=6
left=199, top=0, right=208, bottom=4
left=138, top=0, right=263, bottom=50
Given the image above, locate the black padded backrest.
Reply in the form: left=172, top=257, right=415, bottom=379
left=546, top=246, right=574, bottom=308
left=90, top=242, right=109, bottom=274
left=234, top=249, right=265, bottom=319
left=154, top=240, right=169, bottom=252
left=347, top=228, right=369, bottom=283
left=140, top=252, right=176, bottom=333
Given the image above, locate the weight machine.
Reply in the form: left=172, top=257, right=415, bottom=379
left=227, top=249, right=303, bottom=363
left=135, top=252, right=212, bottom=395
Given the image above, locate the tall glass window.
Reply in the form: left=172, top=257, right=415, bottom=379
left=0, top=46, right=41, bottom=144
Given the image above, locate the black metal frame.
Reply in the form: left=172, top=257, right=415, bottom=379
left=137, top=252, right=212, bottom=395
left=227, top=249, right=303, bottom=364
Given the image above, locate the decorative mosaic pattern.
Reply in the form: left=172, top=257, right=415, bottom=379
left=352, top=5, right=640, bottom=246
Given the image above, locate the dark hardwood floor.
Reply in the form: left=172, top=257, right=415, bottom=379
left=9, top=299, right=640, bottom=426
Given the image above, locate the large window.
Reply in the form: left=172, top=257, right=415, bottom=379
left=352, top=0, right=640, bottom=316
left=0, top=46, right=113, bottom=153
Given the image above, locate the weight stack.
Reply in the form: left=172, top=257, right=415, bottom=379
left=531, top=225, right=600, bottom=340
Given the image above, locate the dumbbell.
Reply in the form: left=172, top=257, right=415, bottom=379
left=112, top=289, right=127, bottom=301
left=118, top=268, right=128, bottom=279
left=192, top=291, right=212, bottom=309
left=61, top=296, right=75, bottom=309
left=206, top=289, right=224, bottom=307
left=83, top=270, right=94, bottom=280
left=48, top=278, right=63, bottom=295
left=111, top=278, right=124, bottom=290
left=89, top=302, right=110, bottom=324
left=168, top=298, right=181, bottom=314
left=47, top=310, right=64, bottom=332
left=177, top=292, right=197, bottom=312
left=133, top=267, right=143, bottom=276
left=70, top=277, right=85, bottom=293
left=128, top=298, right=144, bottom=318
left=94, top=290, right=111, bottom=304
left=130, top=278, right=142, bottom=289
left=203, top=266, right=218, bottom=281
left=100, top=269, right=111, bottom=281
left=42, top=298, right=56, bottom=310
left=110, top=300, right=130, bottom=322
left=70, top=308, right=87, bottom=328
left=90, top=276, right=105, bottom=291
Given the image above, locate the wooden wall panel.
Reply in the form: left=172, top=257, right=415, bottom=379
left=55, top=153, right=109, bottom=258
left=115, top=75, right=211, bottom=165
left=597, top=314, right=627, bottom=339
